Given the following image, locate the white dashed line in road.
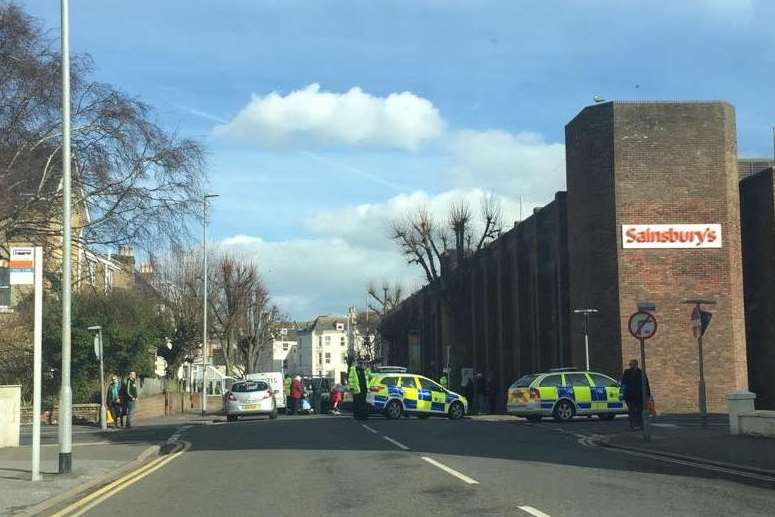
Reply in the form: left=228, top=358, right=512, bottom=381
left=361, top=424, right=379, bottom=434
left=518, top=505, right=552, bottom=517
left=166, top=425, right=192, bottom=445
left=383, top=435, right=410, bottom=450
left=420, top=456, right=479, bottom=485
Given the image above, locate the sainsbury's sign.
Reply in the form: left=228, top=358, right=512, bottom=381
left=622, top=224, right=722, bottom=249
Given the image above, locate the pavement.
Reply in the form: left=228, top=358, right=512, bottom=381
left=0, top=412, right=213, bottom=516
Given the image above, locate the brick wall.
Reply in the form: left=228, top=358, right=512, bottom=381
left=740, top=168, right=775, bottom=409
left=568, top=101, right=748, bottom=413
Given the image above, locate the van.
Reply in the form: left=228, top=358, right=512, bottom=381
left=245, top=372, right=286, bottom=410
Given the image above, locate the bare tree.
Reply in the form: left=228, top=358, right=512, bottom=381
left=389, top=194, right=503, bottom=290
left=240, top=281, right=281, bottom=375
left=0, top=4, right=206, bottom=257
left=368, top=281, right=404, bottom=317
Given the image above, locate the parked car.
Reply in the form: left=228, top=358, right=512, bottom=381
left=224, top=380, right=278, bottom=422
left=245, top=372, right=286, bottom=410
left=506, top=368, right=626, bottom=422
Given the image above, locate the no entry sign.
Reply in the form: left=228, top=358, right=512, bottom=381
left=628, top=311, right=657, bottom=340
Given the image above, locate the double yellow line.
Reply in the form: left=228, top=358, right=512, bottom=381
left=51, top=441, right=190, bottom=517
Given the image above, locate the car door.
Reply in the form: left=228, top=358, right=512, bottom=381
left=399, top=376, right=419, bottom=410
left=589, top=373, right=624, bottom=412
left=566, top=373, right=592, bottom=413
left=538, top=374, right=563, bottom=410
left=418, top=377, right=447, bottom=413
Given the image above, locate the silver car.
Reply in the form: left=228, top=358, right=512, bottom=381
left=224, top=380, right=278, bottom=422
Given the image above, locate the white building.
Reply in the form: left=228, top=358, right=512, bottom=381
left=256, top=328, right=300, bottom=374
left=296, top=315, right=363, bottom=383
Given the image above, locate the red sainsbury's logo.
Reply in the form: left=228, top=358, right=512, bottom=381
left=621, top=224, right=722, bottom=249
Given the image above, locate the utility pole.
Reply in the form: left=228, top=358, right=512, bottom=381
left=573, top=308, right=599, bottom=370
left=32, top=247, right=43, bottom=481
left=202, top=193, right=219, bottom=416
left=58, top=0, right=73, bottom=475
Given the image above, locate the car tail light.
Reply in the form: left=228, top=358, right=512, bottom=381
left=227, top=392, right=237, bottom=401
left=529, top=388, right=540, bottom=400
left=369, top=386, right=382, bottom=392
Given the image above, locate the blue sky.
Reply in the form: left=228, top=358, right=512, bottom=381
left=21, top=0, right=775, bottom=319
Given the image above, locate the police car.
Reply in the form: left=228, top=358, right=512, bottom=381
left=366, top=373, right=468, bottom=420
left=506, top=368, right=626, bottom=422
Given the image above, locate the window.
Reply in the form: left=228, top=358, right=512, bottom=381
left=539, top=375, right=563, bottom=388
left=399, top=376, right=417, bottom=388
left=325, top=352, right=331, bottom=364
left=282, top=359, right=288, bottom=370
left=340, top=336, right=345, bottom=346
left=231, top=381, right=268, bottom=393
left=0, top=266, right=9, bottom=307
left=282, top=342, right=289, bottom=351
left=419, top=377, right=440, bottom=391
left=325, top=335, right=331, bottom=346
left=318, top=336, right=322, bottom=346
left=511, top=374, right=538, bottom=388
left=318, top=352, right=322, bottom=364
left=589, top=373, right=618, bottom=388
left=566, top=373, right=590, bottom=387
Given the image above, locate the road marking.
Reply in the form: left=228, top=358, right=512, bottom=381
left=518, top=505, right=551, bottom=517
left=166, top=425, right=192, bottom=444
left=361, top=424, right=379, bottom=434
left=51, top=441, right=189, bottom=517
left=383, top=436, right=410, bottom=450
left=420, top=456, right=479, bottom=485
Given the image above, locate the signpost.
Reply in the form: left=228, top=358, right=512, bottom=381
left=11, top=247, right=43, bottom=480
left=683, top=299, right=716, bottom=429
left=88, top=326, right=107, bottom=431
left=628, top=309, right=657, bottom=441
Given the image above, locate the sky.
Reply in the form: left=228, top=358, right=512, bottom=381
left=20, top=0, right=775, bottom=320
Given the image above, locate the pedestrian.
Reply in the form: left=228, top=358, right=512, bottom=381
left=462, top=376, right=474, bottom=411
left=440, top=371, right=448, bottom=390
left=330, top=383, right=343, bottom=415
left=123, top=371, right=138, bottom=428
left=284, top=374, right=292, bottom=408
left=475, top=372, right=487, bottom=415
left=289, top=375, right=303, bottom=415
left=621, top=359, right=650, bottom=430
left=106, top=375, right=123, bottom=428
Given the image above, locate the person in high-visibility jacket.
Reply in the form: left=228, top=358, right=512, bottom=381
left=348, top=360, right=370, bottom=420
left=440, top=373, right=448, bottom=389
left=284, top=375, right=292, bottom=406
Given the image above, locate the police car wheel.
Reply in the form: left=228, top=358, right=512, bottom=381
left=385, top=400, right=403, bottom=419
left=553, top=400, right=575, bottom=422
left=448, top=401, right=464, bottom=420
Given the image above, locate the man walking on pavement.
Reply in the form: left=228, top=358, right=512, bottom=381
left=124, top=371, right=138, bottom=428
left=107, top=376, right=123, bottom=428
left=440, top=371, right=448, bottom=390
left=621, top=359, right=650, bottom=430
left=348, top=359, right=370, bottom=420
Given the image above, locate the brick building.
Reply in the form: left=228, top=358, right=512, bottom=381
left=383, top=100, right=771, bottom=414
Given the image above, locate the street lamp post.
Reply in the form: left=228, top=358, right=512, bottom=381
left=59, top=0, right=74, bottom=475
left=573, top=309, right=599, bottom=370
left=202, top=193, right=219, bottom=416
left=87, top=326, right=106, bottom=431
left=683, top=299, right=717, bottom=429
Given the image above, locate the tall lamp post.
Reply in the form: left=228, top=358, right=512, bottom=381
left=59, top=0, right=74, bottom=475
left=87, top=326, right=106, bottom=431
left=573, top=308, right=599, bottom=370
left=202, top=193, right=219, bottom=416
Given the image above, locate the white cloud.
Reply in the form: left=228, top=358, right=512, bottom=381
left=447, top=129, right=566, bottom=206
left=214, top=83, right=445, bottom=151
left=221, top=188, right=526, bottom=319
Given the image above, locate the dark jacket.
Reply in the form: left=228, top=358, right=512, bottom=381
left=621, top=367, right=650, bottom=402
left=125, top=378, right=138, bottom=400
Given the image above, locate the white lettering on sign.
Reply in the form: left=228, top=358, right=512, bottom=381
left=622, top=224, right=722, bottom=249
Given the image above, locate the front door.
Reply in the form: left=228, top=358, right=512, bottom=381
left=399, top=376, right=419, bottom=411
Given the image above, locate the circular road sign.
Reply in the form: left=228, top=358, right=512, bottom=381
left=628, top=311, right=657, bottom=340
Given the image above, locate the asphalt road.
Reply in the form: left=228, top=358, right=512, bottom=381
left=71, top=413, right=775, bottom=517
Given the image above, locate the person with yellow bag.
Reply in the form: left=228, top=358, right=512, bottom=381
left=106, top=375, right=123, bottom=428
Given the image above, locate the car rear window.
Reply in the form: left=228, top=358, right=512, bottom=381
left=232, top=381, right=269, bottom=393
left=512, top=374, right=538, bottom=388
